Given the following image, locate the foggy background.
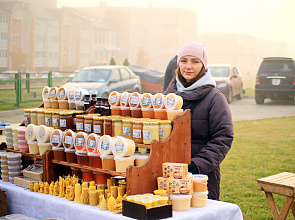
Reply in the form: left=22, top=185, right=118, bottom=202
left=1, top=0, right=294, bottom=88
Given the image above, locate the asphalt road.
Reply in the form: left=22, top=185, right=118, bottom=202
left=0, top=98, right=294, bottom=125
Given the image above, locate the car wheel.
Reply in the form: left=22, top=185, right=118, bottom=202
left=237, top=86, right=243, bottom=100
left=255, top=93, right=265, bottom=104
left=226, top=89, right=232, bottom=104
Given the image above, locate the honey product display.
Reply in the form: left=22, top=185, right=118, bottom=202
left=122, top=119, right=133, bottom=139
left=74, top=132, right=88, bottom=152
left=50, top=100, right=59, bottom=109
left=191, top=191, right=208, bottom=207
left=37, top=109, right=45, bottom=126
left=98, top=135, right=113, bottom=156
left=141, top=108, right=154, bottom=119
left=159, top=120, right=172, bottom=142
left=114, top=155, right=135, bottom=172
left=154, top=108, right=167, bottom=120
left=120, top=107, right=131, bottom=117
left=110, top=106, right=121, bottom=116
left=42, top=86, right=50, bottom=99
left=101, top=154, right=115, bottom=171
left=88, top=152, right=102, bottom=168
left=59, top=112, right=73, bottom=131
left=112, top=118, right=123, bottom=137
left=76, top=151, right=89, bottom=166
left=93, top=117, right=104, bottom=136
left=37, top=125, right=54, bottom=143
left=86, top=133, right=100, bottom=153
left=58, top=100, right=69, bottom=110
left=143, top=121, right=159, bottom=144
left=57, top=87, right=68, bottom=101
left=28, top=141, right=39, bottom=154
left=30, top=109, right=38, bottom=125
left=49, top=87, right=58, bottom=100
left=108, top=91, right=121, bottom=106
left=112, top=136, right=135, bottom=157
left=140, top=93, right=153, bottom=108
left=50, top=129, right=64, bottom=148
left=153, top=93, right=166, bottom=109
left=164, top=93, right=183, bottom=110
left=84, top=116, right=93, bottom=134
left=44, top=111, right=52, bottom=127
left=129, top=92, right=141, bottom=108
left=170, top=194, right=192, bottom=211
left=25, top=124, right=39, bottom=142
left=120, top=92, right=130, bottom=107
left=38, top=142, right=52, bottom=155
left=158, top=178, right=193, bottom=194
left=135, top=153, right=149, bottom=166
left=53, top=147, right=66, bottom=161
left=192, top=174, right=208, bottom=192
left=63, top=129, right=76, bottom=149
left=132, top=120, right=144, bottom=144
left=130, top=107, right=142, bottom=118
left=162, top=162, right=188, bottom=179
left=24, top=109, right=31, bottom=126
left=76, top=115, right=84, bottom=133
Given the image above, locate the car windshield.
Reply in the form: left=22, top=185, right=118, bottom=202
left=72, top=69, right=111, bottom=82
left=210, top=67, right=229, bottom=77
left=259, top=60, right=295, bottom=74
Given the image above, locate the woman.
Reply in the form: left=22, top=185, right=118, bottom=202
left=164, top=41, right=234, bottom=200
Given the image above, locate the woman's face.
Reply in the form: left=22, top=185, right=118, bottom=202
left=179, top=55, right=203, bottom=82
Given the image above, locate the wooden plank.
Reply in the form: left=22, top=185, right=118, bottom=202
left=279, top=196, right=294, bottom=220
left=4, top=148, right=42, bottom=159
left=291, top=202, right=295, bottom=218
left=265, top=192, right=279, bottom=220
left=258, top=172, right=294, bottom=183
left=257, top=183, right=295, bottom=197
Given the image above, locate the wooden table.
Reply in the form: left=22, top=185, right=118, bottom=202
left=257, top=172, right=295, bottom=220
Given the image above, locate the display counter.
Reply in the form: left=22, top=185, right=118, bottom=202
left=0, top=180, right=243, bottom=220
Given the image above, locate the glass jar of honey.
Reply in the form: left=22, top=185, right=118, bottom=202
left=52, top=111, right=60, bottom=129
left=76, top=115, right=85, bottom=133
left=133, top=120, right=144, bottom=144
left=104, top=117, right=113, bottom=136
left=45, top=111, right=52, bottom=127
left=143, top=121, right=159, bottom=144
left=84, top=115, right=93, bottom=134
left=122, top=119, right=133, bottom=139
left=37, top=109, right=45, bottom=126
left=24, top=109, right=31, bottom=126
left=112, top=118, right=123, bottom=137
left=30, top=109, right=38, bottom=125
left=159, top=120, right=172, bottom=142
left=60, top=112, right=74, bottom=131
left=93, top=116, right=104, bottom=136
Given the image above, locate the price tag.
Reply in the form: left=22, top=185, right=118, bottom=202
left=85, top=124, right=92, bottom=132
left=93, top=125, right=101, bottom=134
left=52, top=118, right=59, bottom=126
left=143, top=130, right=151, bottom=140
left=88, top=139, right=96, bottom=149
left=64, top=136, right=72, bottom=145
left=76, top=122, right=83, bottom=131
left=115, top=143, right=124, bottom=152
left=58, top=90, right=66, bottom=99
left=45, top=117, right=51, bottom=125
left=76, top=138, right=84, bottom=147
left=121, top=96, right=127, bottom=105
left=60, top=119, right=66, bottom=127
left=166, top=97, right=175, bottom=107
left=133, top=129, right=141, bottom=138
left=52, top=135, right=60, bottom=144
left=159, top=129, right=164, bottom=138
left=110, top=95, right=117, bottom=104
left=142, top=97, right=151, bottom=106
left=50, top=89, right=56, bottom=98
left=154, top=98, right=163, bottom=107
left=123, top=127, right=131, bottom=136
left=100, top=141, right=110, bottom=151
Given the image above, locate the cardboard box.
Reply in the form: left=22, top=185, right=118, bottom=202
left=158, top=177, right=193, bottom=194
left=0, top=191, right=7, bottom=217
left=162, top=162, right=188, bottom=179
left=14, top=176, right=39, bottom=189
left=22, top=166, right=43, bottom=181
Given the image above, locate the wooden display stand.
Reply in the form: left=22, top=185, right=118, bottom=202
left=257, top=172, right=295, bottom=220
left=1, top=109, right=191, bottom=195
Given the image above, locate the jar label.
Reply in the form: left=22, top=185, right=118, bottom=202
left=24, top=116, right=29, bottom=124
left=60, top=119, right=66, bottom=127
left=68, top=91, right=75, bottom=100
left=52, top=134, right=60, bottom=144
left=76, top=138, right=84, bottom=147
left=121, top=96, right=127, bottom=105
left=130, top=96, right=139, bottom=105
left=85, top=124, right=92, bottom=132
left=100, top=141, right=110, bottom=151
left=166, top=97, right=175, bottom=107
left=142, top=97, right=151, bottom=106
left=52, top=118, right=60, bottom=126
left=28, top=129, right=33, bottom=137
left=75, top=91, right=82, bottom=101
left=143, top=130, right=151, bottom=140
left=64, top=135, right=72, bottom=145
left=93, top=125, right=101, bottom=134
left=133, top=129, right=141, bottom=138
left=88, top=139, right=96, bottom=149
left=123, top=127, right=131, bottom=136
left=39, top=130, right=44, bottom=139
left=50, top=89, right=56, bottom=98
left=45, top=117, right=51, bottom=125
left=58, top=90, right=66, bottom=99
left=115, top=142, right=124, bottom=152
left=110, top=95, right=117, bottom=104
left=154, top=98, right=163, bottom=107
left=159, top=129, right=164, bottom=138
left=76, top=122, right=83, bottom=131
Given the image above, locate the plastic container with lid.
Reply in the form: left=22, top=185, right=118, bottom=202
left=88, top=152, right=102, bottom=168
left=44, top=111, right=52, bottom=127
left=67, top=88, right=76, bottom=101
left=114, top=156, right=135, bottom=172
left=122, top=119, right=133, bottom=139
left=57, top=87, right=68, bottom=100
left=130, top=107, right=142, bottom=118
left=167, top=109, right=184, bottom=121
left=132, top=120, right=144, bottom=144
left=65, top=148, right=77, bottom=163
left=26, top=124, right=39, bottom=142
left=86, top=133, right=100, bottom=153
left=76, top=115, right=84, bottom=132
left=58, top=100, right=69, bottom=110
left=108, top=91, right=121, bottom=106
left=59, top=112, right=73, bottom=131
left=100, top=154, right=115, bottom=170
left=18, top=127, right=26, bottom=136
left=170, top=194, right=192, bottom=211
left=112, top=136, right=135, bottom=157
left=50, top=99, right=59, bottom=109
left=164, top=93, right=183, bottom=110
left=112, top=118, right=123, bottom=137
left=37, top=109, right=45, bottom=126
left=69, top=100, right=76, bottom=110
left=191, top=191, right=208, bottom=207
left=6, top=137, right=13, bottom=143
left=84, top=116, right=93, bottom=134
left=74, top=132, right=88, bottom=152
left=192, top=174, right=208, bottom=192
left=75, top=87, right=89, bottom=101
left=37, top=125, right=54, bottom=143
left=50, top=129, right=64, bottom=148
left=92, top=117, right=104, bottom=136
left=13, top=138, right=18, bottom=145
left=18, top=135, right=26, bottom=141
left=8, top=165, right=22, bottom=172
left=42, top=86, right=51, bottom=99
left=76, top=151, right=89, bottom=166
left=8, top=171, right=22, bottom=177
left=129, top=92, right=141, bottom=108
left=52, top=112, right=60, bottom=129
left=38, top=142, right=52, bottom=155
left=43, top=99, right=51, bottom=108
left=154, top=109, right=167, bottom=120
left=18, top=139, right=28, bottom=146
left=141, top=108, right=154, bottom=119
left=98, top=135, right=113, bottom=156
left=0, top=159, right=8, bottom=165
left=120, top=107, right=131, bottom=117
left=110, top=106, right=121, bottom=116
left=53, top=147, right=66, bottom=161
left=18, top=144, right=28, bottom=153
left=93, top=172, right=110, bottom=184
left=2, top=174, right=9, bottom=182
left=135, top=153, right=149, bottom=166
left=13, top=143, right=19, bottom=151
left=5, top=131, right=13, bottom=138
left=81, top=169, right=95, bottom=182
left=152, top=93, right=166, bottom=109
left=159, top=120, right=172, bottom=142
left=63, top=129, right=76, bottom=149
left=1, top=164, right=8, bottom=171
left=75, top=100, right=84, bottom=110
left=140, top=93, right=154, bottom=108
left=6, top=142, right=13, bottom=149
left=120, top=92, right=130, bottom=107
left=143, top=121, right=159, bottom=144
left=49, top=87, right=58, bottom=100
left=7, top=153, right=22, bottom=161
left=24, top=109, right=31, bottom=126
left=7, top=160, right=21, bottom=166
left=30, top=109, right=38, bottom=125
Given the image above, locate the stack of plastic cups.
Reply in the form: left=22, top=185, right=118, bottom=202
left=12, top=127, right=19, bottom=150
left=191, top=174, right=209, bottom=208
left=0, top=151, right=9, bottom=181
left=18, top=127, right=28, bottom=153
left=26, top=124, right=39, bottom=155
left=5, top=126, right=13, bottom=149
left=7, top=153, right=22, bottom=184
left=36, top=125, right=54, bottom=155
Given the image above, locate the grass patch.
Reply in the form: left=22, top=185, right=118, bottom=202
left=220, top=116, right=295, bottom=219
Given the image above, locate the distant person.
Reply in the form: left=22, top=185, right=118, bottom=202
left=163, top=41, right=234, bottom=200
left=163, top=55, right=177, bottom=91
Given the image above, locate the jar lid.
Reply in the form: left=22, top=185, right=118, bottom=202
left=122, top=119, right=133, bottom=123
left=76, top=115, right=85, bottom=119
left=93, top=116, right=105, bottom=121
left=143, top=121, right=159, bottom=125
left=159, top=120, right=172, bottom=124
left=24, top=109, right=31, bottom=113
left=31, top=109, right=38, bottom=113
left=170, top=194, right=192, bottom=200
left=59, top=112, right=71, bottom=115
left=85, top=115, right=93, bottom=120
left=112, top=118, right=122, bottom=122
left=45, top=110, right=52, bottom=114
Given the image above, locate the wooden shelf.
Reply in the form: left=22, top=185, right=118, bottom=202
left=3, top=148, right=43, bottom=159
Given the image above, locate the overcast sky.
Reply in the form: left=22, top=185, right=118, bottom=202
left=57, top=0, right=295, bottom=57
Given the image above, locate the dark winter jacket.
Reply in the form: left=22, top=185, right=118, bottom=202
left=163, top=55, right=178, bottom=91
left=164, top=74, right=234, bottom=200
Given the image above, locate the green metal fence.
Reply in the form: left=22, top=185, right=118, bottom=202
left=0, top=71, right=71, bottom=107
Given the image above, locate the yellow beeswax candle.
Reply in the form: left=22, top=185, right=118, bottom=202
left=118, top=186, right=126, bottom=196
left=89, top=190, right=98, bottom=206
left=81, top=188, right=90, bottom=205
left=82, top=182, right=88, bottom=188
left=107, top=178, right=116, bottom=189
left=89, top=186, right=96, bottom=191
left=110, top=186, right=118, bottom=198
left=90, top=181, right=96, bottom=187
left=74, top=183, right=82, bottom=203
left=97, top=184, right=105, bottom=190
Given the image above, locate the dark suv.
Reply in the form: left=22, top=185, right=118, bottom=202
left=255, top=57, right=295, bottom=104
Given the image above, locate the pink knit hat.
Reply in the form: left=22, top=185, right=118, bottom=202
left=177, top=41, right=207, bottom=70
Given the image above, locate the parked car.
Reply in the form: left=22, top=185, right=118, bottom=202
left=62, top=66, right=141, bottom=98
left=67, top=70, right=80, bottom=82
left=40, top=71, right=62, bottom=78
left=255, top=57, right=295, bottom=104
left=0, top=71, right=17, bottom=80
left=208, top=64, right=244, bottom=103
